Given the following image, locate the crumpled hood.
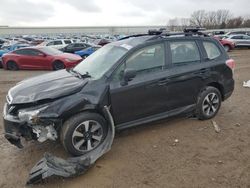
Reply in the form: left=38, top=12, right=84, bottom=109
left=8, top=70, right=88, bottom=104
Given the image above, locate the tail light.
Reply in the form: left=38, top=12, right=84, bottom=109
left=226, top=59, right=235, bottom=71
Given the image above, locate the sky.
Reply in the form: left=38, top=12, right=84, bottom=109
left=0, top=0, right=249, bottom=26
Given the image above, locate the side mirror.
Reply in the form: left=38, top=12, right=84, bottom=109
left=121, top=68, right=136, bottom=86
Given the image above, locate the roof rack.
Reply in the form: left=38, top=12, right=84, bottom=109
left=118, top=27, right=208, bottom=41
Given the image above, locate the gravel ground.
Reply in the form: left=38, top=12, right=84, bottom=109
left=0, top=50, right=250, bottom=188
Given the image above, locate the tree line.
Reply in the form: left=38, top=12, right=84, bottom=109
left=168, top=10, right=250, bottom=30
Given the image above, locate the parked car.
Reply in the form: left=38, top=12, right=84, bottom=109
left=2, top=46, right=82, bottom=70
left=3, top=30, right=234, bottom=156
left=93, top=39, right=110, bottom=46
left=224, top=34, right=250, bottom=48
left=61, top=42, right=91, bottom=53
left=0, top=43, right=30, bottom=68
left=213, top=36, right=235, bottom=52
left=74, top=45, right=101, bottom=58
left=39, top=39, right=75, bottom=50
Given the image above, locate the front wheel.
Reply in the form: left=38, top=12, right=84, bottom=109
left=53, top=61, right=65, bottom=70
left=60, top=112, right=108, bottom=156
left=7, top=61, right=19, bottom=70
left=195, top=86, right=222, bottom=120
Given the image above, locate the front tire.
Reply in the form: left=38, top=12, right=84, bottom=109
left=60, top=112, right=108, bottom=156
left=53, top=60, right=65, bottom=70
left=7, top=61, right=19, bottom=70
left=195, top=86, right=222, bottom=120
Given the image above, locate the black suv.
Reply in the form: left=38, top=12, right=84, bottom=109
left=3, top=30, right=235, bottom=156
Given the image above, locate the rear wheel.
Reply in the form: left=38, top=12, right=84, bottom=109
left=195, top=86, right=222, bottom=120
left=7, top=61, right=19, bottom=71
left=53, top=60, right=65, bottom=70
left=60, top=112, right=108, bottom=156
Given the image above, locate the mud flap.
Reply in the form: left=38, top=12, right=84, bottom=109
left=27, top=106, right=115, bottom=184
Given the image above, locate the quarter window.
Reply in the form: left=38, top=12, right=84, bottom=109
left=125, top=43, right=165, bottom=74
left=170, top=41, right=200, bottom=64
left=203, top=42, right=221, bottom=60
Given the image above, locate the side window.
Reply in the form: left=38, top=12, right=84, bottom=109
left=14, top=49, right=27, bottom=55
left=203, top=42, right=221, bottom=60
left=125, top=43, right=165, bottom=74
left=170, top=41, right=200, bottom=65
left=54, top=41, right=63, bottom=45
left=47, top=41, right=54, bottom=46
left=64, top=40, right=71, bottom=44
left=232, top=36, right=243, bottom=39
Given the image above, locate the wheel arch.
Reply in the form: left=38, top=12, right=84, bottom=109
left=206, top=82, right=225, bottom=100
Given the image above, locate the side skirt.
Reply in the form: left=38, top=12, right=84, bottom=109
left=115, top=104, right=196, bottom=131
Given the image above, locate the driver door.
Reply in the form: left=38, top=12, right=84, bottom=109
left=109, top=43, right=170, bottom=125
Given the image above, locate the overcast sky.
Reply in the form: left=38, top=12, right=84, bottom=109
left=0, top=0, right=249, bottom=26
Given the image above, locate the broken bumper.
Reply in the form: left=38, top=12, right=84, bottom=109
left=3, top=118, right=32, bottom=148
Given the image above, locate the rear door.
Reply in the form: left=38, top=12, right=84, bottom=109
left=164, top=39, right=206, bottom=110
left=110, top=42, right=171, bottom=124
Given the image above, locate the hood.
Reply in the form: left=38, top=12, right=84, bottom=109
left=8, top=69, right=88, bottom=104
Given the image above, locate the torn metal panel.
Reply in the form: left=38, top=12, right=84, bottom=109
left=27, top=106, right=115, bottom=184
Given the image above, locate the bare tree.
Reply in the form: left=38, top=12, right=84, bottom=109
left=227, top=17, right=244, bottom=28
left=190, top=10, right=206, bottom=27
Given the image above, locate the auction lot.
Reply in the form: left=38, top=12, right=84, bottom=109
left=0, top=50, right=250, bottom=188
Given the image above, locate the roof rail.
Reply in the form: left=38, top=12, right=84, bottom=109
left=118, top=27, right=208, bottom=41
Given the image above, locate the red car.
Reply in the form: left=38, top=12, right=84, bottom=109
left=2, top=46, right=82, bottom=70
left=213, top=36, right=235, bottom=52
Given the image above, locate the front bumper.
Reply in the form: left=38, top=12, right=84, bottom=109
left=3, top=104, right=34, bottom=148
left=3, top=117, right=35, bottom=148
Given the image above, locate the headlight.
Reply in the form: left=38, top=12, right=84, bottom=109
left=18, top=105, right=49, bottom=124
left=65, top=58, right=75, bottom=62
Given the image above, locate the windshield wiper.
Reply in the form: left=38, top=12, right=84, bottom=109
left=69, top=69, right=91, bottom=79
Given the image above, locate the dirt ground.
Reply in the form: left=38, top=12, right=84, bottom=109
left=0, top=50, right=250, bottom=188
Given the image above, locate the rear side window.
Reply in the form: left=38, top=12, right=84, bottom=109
left=203, top=42, right=221, bottom=60
left=170, top=41, right=200, bottom=65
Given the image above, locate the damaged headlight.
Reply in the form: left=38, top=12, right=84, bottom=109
left=18, top=105, right=49, bottom=124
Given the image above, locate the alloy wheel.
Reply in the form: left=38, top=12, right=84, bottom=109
left=72, top=120, right=104, bottom=152
left=202, top=92, right=220, bottom=116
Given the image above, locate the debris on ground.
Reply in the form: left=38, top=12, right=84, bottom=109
left=234, top=123, right=241, bottom=127
left=243, top=80, right=250, bottom=88
left=27, top=106, right=115, bottom=185
left=174, top=139, right=179, bottom=143
left=212, top=121, right=221, bottom=133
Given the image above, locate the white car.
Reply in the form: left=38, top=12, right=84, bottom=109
left=224, top=34, right=250, bottom=48
left=41, top=39, right=75, bottom=50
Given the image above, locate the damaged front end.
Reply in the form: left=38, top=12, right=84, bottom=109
left=27, top=106, right=115, bottom=184
left=3, top=102, right=59, bottom=148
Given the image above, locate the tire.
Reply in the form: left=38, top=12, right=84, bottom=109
left=224, top=45, right=230, bottom=52
left=195, top=86, right=222, bottom=120
left=53, top=60, right=65, bottom=70
left=60, top=112, right=108, bottom=156
left=7, top=61, right=19, bottom=71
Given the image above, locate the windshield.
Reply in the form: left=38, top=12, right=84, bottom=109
left=73, top=44, right=127, bottom=79
left=40, top=47, right=63, bottom=55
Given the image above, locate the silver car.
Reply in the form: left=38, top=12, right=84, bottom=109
left=225, top=34, right=250, bottom=48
